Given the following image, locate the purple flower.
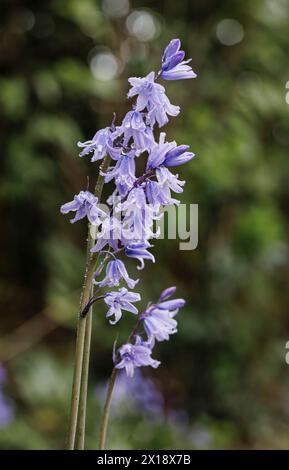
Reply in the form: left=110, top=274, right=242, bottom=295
left=77, top=126, right=112, bottom=162
left=115, top=336, right=160, bottom=378
left=125, top=241, right=155, bottom=270
left=160, top=39, right=197, bottom=81
left=164, top=145, right=195, bottom=167
left=159, top=286, right=177, bottom=301
left=146, top=132, right=175, bottom=170
left=91, top=215, right=122, bottom=252
left=104, top=287, right=141, bottom=324
left=60, top=190, right=106, bottom=224
left=120, top=111, right=154, bottom=153
left=142, top=307, right=178, bottom=343
left=141, top=289, right=185, bottom=343
left=147, top=167, right=185, bottom=207
left=128, top=72, right=180, bottom=128
left=102, top=150, right=136, bottom=197
left=121, top=187, right=159, bottom=241
left=94, top=259, right=138, bottom=289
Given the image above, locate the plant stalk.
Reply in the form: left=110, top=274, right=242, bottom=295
left=67, top=155, right=110, bottom=450
left=98, top=368, right=118, bottom=450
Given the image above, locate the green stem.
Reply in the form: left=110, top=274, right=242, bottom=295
left=75, top=302, right=93, bottom=449
left=98, top=368, right=118, bottom=450
left=67, top=155, right=110, bottom=450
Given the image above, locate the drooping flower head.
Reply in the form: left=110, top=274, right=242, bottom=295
left=140, top=287, right=185, bottom=344
left=60, top=191, right=106, bottom=224
left=94, top=259, right=138, bottom=289
left=128, top=72, right=180, bottom=128
left=104, top=287, right=140, bottom=325
left=115, top=336, right=160, bottom=378
left=77, top=126, right=112, bottom=162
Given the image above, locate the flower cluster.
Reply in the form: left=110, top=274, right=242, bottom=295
left=115, top=287, right=185, bottom=377
left=61, top=39, right=196, bottom=376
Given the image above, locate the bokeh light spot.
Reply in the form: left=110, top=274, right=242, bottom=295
left=216, top=19, right=244, bottom=46
left=102, top=0, right=129, bottom=18
left=90, top=51, right=120, bottom=81
left=126, top=10, right=156, bottom=42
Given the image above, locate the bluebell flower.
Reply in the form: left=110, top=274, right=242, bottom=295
left=122, top=187, right=159, bottom=242
left=77, top=126, right=112, bottom=162
left=128, top=72, right=180, bottom=128
left=159, top=286, right=177, bottom=301
left=115, top=336, right=160, bottom=377
left=141, top=289, right=185, bottom=343
left=146, top=167, right=185, bottom=207
left=120, top=111, right=154, bottom=153
left=160, top=39, right=197, bottom=81
left=125, top=241, right=155, bottom=270
left=104, top=287, right=141, bottom=325
left=146, top=132, right=175, bottom=170
left=91, top=215, right=123, bottom=252
left=102, top=150, right=136, bottom=197
left=95, top=259, right=138, bottom=289
left=164, top=145, right=195, bottom=167
left=60, top=190, right=106, bottom=224
left=142, top=307, right=178, bottom=343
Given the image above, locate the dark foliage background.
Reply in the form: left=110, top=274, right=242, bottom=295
left=0, top=0, right=289, bottom=449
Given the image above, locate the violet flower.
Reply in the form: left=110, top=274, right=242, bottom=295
left=125, top=241, right=155, bottom=270
left=160, top=38, right=197, bottom=81
left=77, top=126, right=112, bottom=162
left=60, top=190, right=106, bottom=224
left=94, top=259, right=138, bottom=289
left=115, top=336, right=160, bottom=378
left=128, top=72, right=180, bottom=127
left=62, top=39, right=197, bottom=444
left=104, top=287, right=141, bottom=325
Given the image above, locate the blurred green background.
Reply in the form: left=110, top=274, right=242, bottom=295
left=0, top=0, right=289, bottom=450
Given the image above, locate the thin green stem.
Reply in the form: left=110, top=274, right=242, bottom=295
left=75, top=301, right=93, bottom=449
left=67, top=155, right=110, bottom=450
left=98, top=368, right=118, bottom=450
left=67, top=256, right=96, bottom=450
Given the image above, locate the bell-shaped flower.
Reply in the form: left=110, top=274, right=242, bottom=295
left=102, top=150, right=136, bottom=197
left=125, top=241, right=155, bottom=270
left=160, top=39, right=197, bottom=81
left=128, top=72, right=180, bottom=128
left=164, top=145, right=195, bottom=167
left=91, top=216, right=123, bottom=252
left=60, top=190, right=106, bottom=224
left=120, top=111, right=154, bottom=153
left=121, top=187, right=159, bottom=242
left=95, top=259, right=138, bottom=289
left=141, top=288, right=185, bottom=343
left=77, top=127, right=112, bottom=162
left=115, top=336, right=160, bottom=377
left=104, top=287, right=140, bottom=325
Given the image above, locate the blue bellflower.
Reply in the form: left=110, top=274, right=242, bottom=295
left=120, top=111, right=154, bottom=153
left=115, top=336, right=160, bottom=378
left=128, top=72, right=180, bottom=128
left=102, top=150, right=136, bottom=197
left=141, top=288, right=185, bottom=344
left=160, top=39, right=197, bottom=81
left=104, top=287, right=141, bottom=324
left=77, top=126, right=112, bottom=162
left=60, top=190, right=106, bottom=224
left=125, top=241, right=155, bottom=270
left=94, top=259, right=138, bottom=289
